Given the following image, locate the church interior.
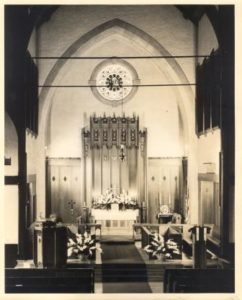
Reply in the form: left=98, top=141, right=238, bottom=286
left=4, top=4, right=235, bottom=294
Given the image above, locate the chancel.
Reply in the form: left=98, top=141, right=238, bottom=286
left=4, top=4, right=235, bottom=294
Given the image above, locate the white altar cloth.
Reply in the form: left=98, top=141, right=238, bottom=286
left=91, top=209, right=139, bottom=236
left=91, top=209, right=139, bottom=221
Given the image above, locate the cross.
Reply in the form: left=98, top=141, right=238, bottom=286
left=68, top=200, right=76, bottom=214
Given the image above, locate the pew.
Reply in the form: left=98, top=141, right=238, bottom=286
left=164, top=268, right=234, bottom=293
left=140, top=224, right=159, bottom=248
left=5, top=267, right=95, bottom=293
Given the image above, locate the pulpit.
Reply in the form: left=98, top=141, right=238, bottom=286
left=33, top=221, right=67, bottom=268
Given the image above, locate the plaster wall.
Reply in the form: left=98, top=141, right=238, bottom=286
left=4, top=114, right=19, bottom=244
left=4, top=186, right=19, bottom=244
left=198, top=129, right=221, bottom=175
left=5, top=114, right=18, bottom=176
left=26, top=132, right=37, bottom=176
left=37, top=5, right=195, bottom=87
left=46, top=36, right=185, bottom=158
left=198, top=14, right=219, bottom=64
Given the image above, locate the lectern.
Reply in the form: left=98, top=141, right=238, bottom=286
left=33, top=221, right=67, bottom=268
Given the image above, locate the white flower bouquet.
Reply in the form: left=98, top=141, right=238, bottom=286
left=67, top=231, right=102, bottom=259
left=144, top=231, right=181, bottom=260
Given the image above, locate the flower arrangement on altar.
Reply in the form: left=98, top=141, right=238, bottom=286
left=92, top=188, right=138, bottom=210
left=144, top=231, right=182, bottom=260
left=67, top=230, right=102, bottom=260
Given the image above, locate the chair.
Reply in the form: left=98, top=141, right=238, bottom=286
left=171, top=213, right=182, bottom=224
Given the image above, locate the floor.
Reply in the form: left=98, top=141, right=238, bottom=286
left=94, top=240, right=165, bottom=293
left=95, top=280, right=163, bottom=293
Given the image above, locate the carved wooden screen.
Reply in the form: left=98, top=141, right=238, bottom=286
left=82, top=114, right=147, bottom=208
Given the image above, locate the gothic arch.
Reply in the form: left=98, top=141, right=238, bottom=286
left=36, top=17, right=198, bottom=223
left=39, top=18, right=194, bottom=143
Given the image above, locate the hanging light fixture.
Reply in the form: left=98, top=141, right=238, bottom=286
left=119, top=144, right=126, bottom=162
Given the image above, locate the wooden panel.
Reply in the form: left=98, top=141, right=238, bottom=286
left=198, top=173, right=220, bottom=239
left=148, top=159, right=160, bottom=223
left=59, top=166, right=71, bottom=222
left=200, top=181, right=214, bottom=224
left=170, top=165, right=181, bottom=212
left=70, top=166, right=82, bottom=217
left=49, top=165, right=60, bottom=216
left=160, top=167, right=170, bottom=207
left=47, top=159, right=81, bottom=223
left=148, top=158, right=183, bottom=223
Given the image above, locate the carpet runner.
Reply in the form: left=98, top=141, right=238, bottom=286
left=101, top=241, right=152, bottom=292
left=101, top=235, right=134, bottom=243
left=102, top=281, right=152, bottom=293
left=101, top=242, right=144, bottom=263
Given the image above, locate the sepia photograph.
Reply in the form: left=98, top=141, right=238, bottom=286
left=3, top=2, right=238, bottom=296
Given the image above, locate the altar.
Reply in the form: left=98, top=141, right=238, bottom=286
left=91, top=209, right=139, bottom=236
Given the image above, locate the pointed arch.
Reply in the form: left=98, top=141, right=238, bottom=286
left=37, top=17, right=198, bottom=224
left=39, top=18, right=194, bottom=132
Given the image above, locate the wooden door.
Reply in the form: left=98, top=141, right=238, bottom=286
left=47, top=158, right=81, bottom=223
